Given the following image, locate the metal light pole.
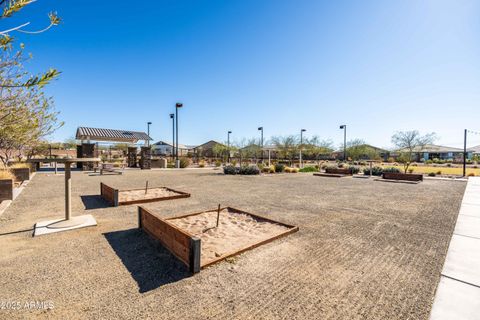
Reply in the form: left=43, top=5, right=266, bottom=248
left=463, top=129, right=467, bottom=177
left=258, top=127, right=263, bottom=163
left=300, top=129, right=306, bottom=168
left=170, top=113, right=175, bottom=159
left=147, top=122, right=152, bottom=147
left=228, top=130, right=232, bottom=163
left=175, top=103, right=183, bottom=168
left=340, top=125, right=347, bottom=161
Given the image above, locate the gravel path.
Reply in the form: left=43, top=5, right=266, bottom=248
left=0, top=169, right=466, bottom=319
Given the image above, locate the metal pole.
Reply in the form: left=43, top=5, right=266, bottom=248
left=176, top=106, right=179, bottom=164
left=147, top=122, right=151, bottom=147
left=463, top=129, right=467, bottom=177
left=227, top=131, right=231, bottom=163
left=258, top=127, right=263, bottom=163
left=170, top=114, right=175, bottom=161
left=65, top=162, right=71, bottom=220
left=300, top=130, right=303, bottom=168
left=344, top=125, right=347, bottom=162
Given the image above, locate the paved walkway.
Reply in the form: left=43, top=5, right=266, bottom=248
left=430, top=177, right=480, bottom=319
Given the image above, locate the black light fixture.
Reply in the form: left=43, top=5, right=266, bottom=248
left=175, top=103, right=183, bottom=167
left=339, top=125, right=347, bottom=161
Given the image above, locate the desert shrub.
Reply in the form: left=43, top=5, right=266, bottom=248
left=348, top=166, right=360, bottom=174
left=275, top=163, right=285, bottom=173
left=408, top=168, right=414, bottom=173
left=387, top=157, right=395, bottom=163
left=284, top=167, right=292, bottom=173
left=231, top=159, right=237, bottom=166
left=262, top=166, right=271, bottom=173
left=468, top=172, right=475, bottom=177
left=167, top=163, right=175, bottom=168
left=223, top=165, right=237, bottom=175
left=291, top=167, right=299, bottom=173
left=299, top=166, right=318, bottom=173
left=9, top=162, right=29, bottom=169
left=411, top=163, right=418, bottom=166
left=0, top=170, right=14, bottom=180
left=257, top=163, right=265, bottom=171
left=383, top=167, right=401, bottom=173
left=428, top=172, right=436, bottom=177
left=179, top=157, right=190, bottom=168
left=436, top=170, right=442, bottom=175
left=363, top=166, right=383, bottom=176
left=359, top=161, right=367, bottom=166
left=446, top=163, right=452, bottom=167
left=198, top=160, right=206, bottom=168
left=268, top=165, right=275, bottom=173
left=239, top=165, right=260, bottom=175
left=321, top=164, right=328, bottom=170
left=425, top=159, right=433, bottom=164
left=337, top=163, right=345, bottom=168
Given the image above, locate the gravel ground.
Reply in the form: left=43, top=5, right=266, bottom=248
left=0, top=169, right=466, bottom=319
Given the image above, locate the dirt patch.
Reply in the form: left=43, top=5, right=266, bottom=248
left=168, top=208, right=290, bottom=265
left=118, top=187, right=180, bottom=203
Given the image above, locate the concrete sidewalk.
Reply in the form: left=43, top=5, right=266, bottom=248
left=430, top=177, right=480, bottom=320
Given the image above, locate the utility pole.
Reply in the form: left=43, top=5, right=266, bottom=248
left=227, top=131, right=232, bottom=163
left=463, top=129, right=467, bottom=177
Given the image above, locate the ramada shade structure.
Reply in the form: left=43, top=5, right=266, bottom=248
left=76, top=127, right=152, bottom=144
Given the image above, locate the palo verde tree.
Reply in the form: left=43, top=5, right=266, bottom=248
left=391, top=130, right=436, bottom=173
left=0, top=0, right=62, bottom=166
left=303, top=136, right=333, bottom=167
left=270, top=135, right=299, bottom=166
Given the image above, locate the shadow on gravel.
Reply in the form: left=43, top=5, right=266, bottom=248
left=104, top=229, right=190, bottom=293
left=81, top=195, right=111, bottom=210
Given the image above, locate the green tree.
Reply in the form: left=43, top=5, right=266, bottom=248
left=391, top=130, right=436, bottom=173
left=270, top=135, right=299, bottom=166
left=304, top=136, right=334, bottom=166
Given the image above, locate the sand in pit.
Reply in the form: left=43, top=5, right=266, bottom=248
left=118, top=187, right=180, bottom=203
left=168, top=209, right=290, bottom=265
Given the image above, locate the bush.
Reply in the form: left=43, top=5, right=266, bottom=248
left=223, top=165, right=237, bottom=175
left=387, top=157, right=395, bottom=163
left=348, top=166, right=360, bottom=174
left=215, top=160, right=221, bottom=167
left=436, top=170, right=442, bottom=175
left=383, top=167, right=400, bottom=173
left=231, top=159, right=237, bottom=166
left=0, top=170, right=14, bottom=180
left=468, top=172, right=475, bottom=177
left=425, top=159, right=433, bottom=164
left=284, top=167, right=292, bottom=173
left=179, top=157, right=190, bottom=168
left=363, top=166, right=383, bottom=176
left=275, top=163, right=285, bottom=173
left=428, top=172, right=436, bottom=177
left=299, top=166, right=318, bottom=173
left=408, top=168, right=414, bottom=173
left=198, top=160, right=206, bottom=168
left=239, top=165, right=260, bottom=175
left=291, top=167, right=299, bottom=173
left=258, top=163, right=265, bottom=171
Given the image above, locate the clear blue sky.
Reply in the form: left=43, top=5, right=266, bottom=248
left=7, top=0, right=480, bottom=148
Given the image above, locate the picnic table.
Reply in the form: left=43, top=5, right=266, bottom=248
left=28, top=158, right=100, bottom=236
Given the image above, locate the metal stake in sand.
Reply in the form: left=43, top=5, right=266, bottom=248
left=216, top=204, right=221, bottom=228
left=145, top=180, right=149, bottom=194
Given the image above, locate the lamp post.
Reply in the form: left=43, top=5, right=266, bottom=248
left=175, top=103, right=183, bottom=168
left=258, top=127, right=263, bottom=163
left=300, top=129, right=306, bottom=168
left=463, top=129, right=467, bottom=177
left=339, top=125, right=347, bottom=162
left=170, top=113, right=175, bottom=159
left=147, top=122, right=152, bottom=147
left=228, top=130, right=232, bottom=163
